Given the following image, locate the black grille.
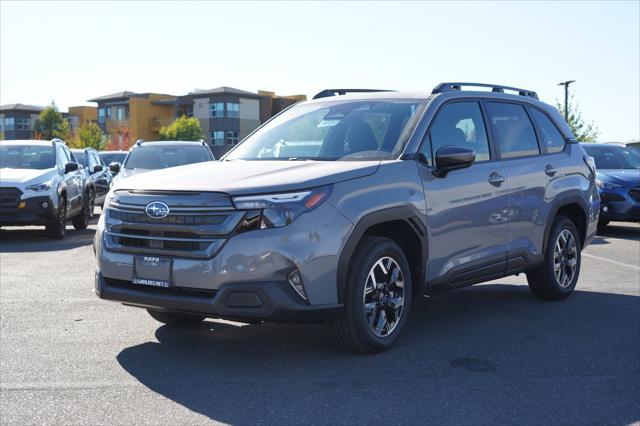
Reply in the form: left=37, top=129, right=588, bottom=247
left=109, top=209, right=227, bottom=225
left=111, top=235, right=209, bottom=252
left=0, top=187, right=21, bottom=205
left=629, top=188, right=640, bottom=203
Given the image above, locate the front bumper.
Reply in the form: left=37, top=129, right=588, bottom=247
left=0, top=196, right=57, bottom=226
left=95, top=272, right=342, bottom=322
left=599, top=190, right=640, bottom=222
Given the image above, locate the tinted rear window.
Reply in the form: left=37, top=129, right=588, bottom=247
left=124, top=145, right=213, bottom=170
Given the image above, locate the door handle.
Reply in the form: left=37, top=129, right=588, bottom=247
left=488, top=172, right=505, bottom=187
left=545, top=165, right=558, bottom=177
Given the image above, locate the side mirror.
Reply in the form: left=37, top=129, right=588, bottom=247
left=64, top=162, right=79, bottom=174
left=109, top=162, right=121, bottom=175
left=433, top=146, right=475, bottom=177
left=93, top=165, right=104, bottom=174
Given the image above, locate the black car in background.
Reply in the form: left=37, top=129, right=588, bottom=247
left=71, top=148, right=113, bottom=209
left=581, top=143, right=640, bottom=224
left=98, top=150, right=128, bottom=176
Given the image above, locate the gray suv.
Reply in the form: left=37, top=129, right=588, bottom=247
left=95, top=83, right=600, bottom=353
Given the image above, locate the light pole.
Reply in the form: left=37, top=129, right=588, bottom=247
left=558, top=80, right=576, bottom=121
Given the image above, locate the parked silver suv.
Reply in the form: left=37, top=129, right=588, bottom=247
left=1, top=139, right=93, bottom=239
left=95, top=83, right=600, bottom=353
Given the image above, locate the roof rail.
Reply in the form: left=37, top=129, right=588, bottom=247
left=432, top=82, right=539, bottom=100
left=50, top=138, right=65, bottom=145
left=312, top=88, right=394, bottom=100
left=135, top=139, right=145, bottom=146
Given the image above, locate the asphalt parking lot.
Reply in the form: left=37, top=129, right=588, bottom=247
left=0, top=218, right=638, bottom=425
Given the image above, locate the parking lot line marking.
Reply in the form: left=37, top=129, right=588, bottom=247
left=582, top=253, right=640, bottom=271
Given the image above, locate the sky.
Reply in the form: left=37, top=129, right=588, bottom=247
left=1, top=1, right=638, bottom=142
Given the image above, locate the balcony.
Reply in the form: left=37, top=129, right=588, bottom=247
left=106, top=119, right=129, bottom=131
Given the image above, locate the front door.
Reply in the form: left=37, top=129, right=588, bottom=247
left=417, top=100, right=508, bottom=287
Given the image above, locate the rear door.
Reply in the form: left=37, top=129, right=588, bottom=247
left=484, top=101, right=551, bottom=269
left=418, top=100, right=509, bottom=287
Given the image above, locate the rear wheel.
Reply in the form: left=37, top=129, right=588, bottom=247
left=329, top=236, right=412, bottom=353
left=45, top=198, right=66, bottom=240
left=527, top=216, right=581, bottom=300
left=147, top=309, right=205, bottom=326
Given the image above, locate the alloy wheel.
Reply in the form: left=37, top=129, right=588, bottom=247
left=363, top=256, right=405, bottom=338
left=554, top=229, right=577, bottom=288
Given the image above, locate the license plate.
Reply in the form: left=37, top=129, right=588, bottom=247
left=133, top=255, right=172, bottom=288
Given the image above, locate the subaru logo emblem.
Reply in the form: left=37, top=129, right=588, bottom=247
left=145, top=201, right=170, bottom=219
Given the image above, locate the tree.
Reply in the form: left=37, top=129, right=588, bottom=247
left=33, top=103, right=71, bottom=140
left=556, top=95, right=599, bottom=142
left=159, top=115, right=203, bottom=141
left=70, top=122, right=106, bottom=149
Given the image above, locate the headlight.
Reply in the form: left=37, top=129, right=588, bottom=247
left=26, top=181, right=53, bottom=192
left=232, top=185, right=332, bottom=228
left=596, top=179, right=622, bottom=190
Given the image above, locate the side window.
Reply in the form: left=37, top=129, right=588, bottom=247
left=91, top=152, right=102, bottom=167
left=56, top=145, right=69, bottom=168
left=529, top=108, right=565, bottom=154
left=485, top=102, right=540, bottom=159
left=420, top=101, right=490, bottom=165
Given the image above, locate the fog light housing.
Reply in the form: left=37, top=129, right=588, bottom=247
left=602, top=205, right=609, bottom=213
left=41, top=201, right=48, bottom=208
left=288, top=269, right=308, bottom=302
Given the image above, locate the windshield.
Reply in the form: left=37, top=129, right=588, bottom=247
left=224, top=99, right=427, bottom=161
left=73, top=151, right=88, bottom=168
left=0, top=145, right=55, bottom=170
left=582, top=145, right=640, bottom=170
left=99, top=152, right=127, bottom=165
left=123, top=145, right=213, bottom=170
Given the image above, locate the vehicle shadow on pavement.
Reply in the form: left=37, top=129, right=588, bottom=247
left=116, top=284, right=640, bottom=425
left=596, top=224, right=640, bottom=241
left=0, top=221, right=97, bottom=253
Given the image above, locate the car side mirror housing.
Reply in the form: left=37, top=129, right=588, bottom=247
left=64, top=162, right=79, bottom=174
left=433, top=146, right=475, bottom=177
left=93, top=165, right=104, bottom=174
left=109, top=162, right=121, bottom=174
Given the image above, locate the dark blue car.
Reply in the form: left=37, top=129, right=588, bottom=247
left=581, top=143, right=640, bottom=225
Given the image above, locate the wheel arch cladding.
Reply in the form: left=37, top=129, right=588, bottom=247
left=336, top=207, right=428, bottom=303
left=544, top=196, right=588, bottom=252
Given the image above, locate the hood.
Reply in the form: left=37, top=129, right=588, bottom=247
left=0, top=167, right=58, bottom=186
left=113, top=160, right=380, bottom=195
left=596, top=169, right=640, bottom=186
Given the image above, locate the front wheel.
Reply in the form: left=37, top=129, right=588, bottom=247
left=147, top=309, right=205, bottom=326
left=527, top=216, right=581, bottom=300
left=72, top=190, right=93, bottom=230
left=45, top=199, right=66, bottom=239
left=329, top=236, right=412, bottom=353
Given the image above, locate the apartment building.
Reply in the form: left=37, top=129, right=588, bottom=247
left=156, top=87, right=306, bottom=158
left=67, top=106, right=98, bottom=130
left=87, top=92, right=175, bottom=149
left=0, top=104, right=44, bottom=140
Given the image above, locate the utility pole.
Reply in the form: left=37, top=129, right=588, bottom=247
left=558, top=80, right=576, bottom=121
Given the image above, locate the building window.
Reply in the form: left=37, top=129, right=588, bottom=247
left=116, top=106, right=125, bottom=122
left=16, top=117, right=31, bottom=130
left=98, top=108, right=106, bottom=123
left=210, top=102, right=224, bottom=118
left=226, top=131, right=239, bottom=145
left=211, top=131, right=225, bottom=146
left=226, top=103, right=239, bottom=118
left=4, top=118, right=15, bottom=131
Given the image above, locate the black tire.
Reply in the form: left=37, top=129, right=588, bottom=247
left=527, top=216, right=581, bottom=300
left=72, top=190, right=92, bottom=230
left=45, top=197, right=66, bottom=240
left=598, top=220, right=609, bottom=229
left=147, top=309, right=205, bottom=326
left=329, top=236, right=413, bottom=354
